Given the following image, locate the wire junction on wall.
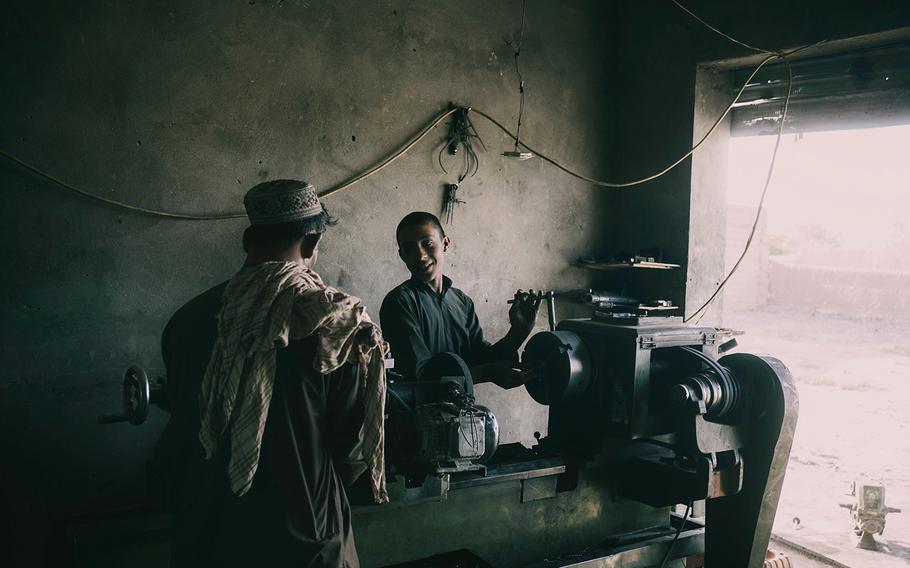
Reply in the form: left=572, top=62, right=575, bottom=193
left=0, top=41, right=810, bottom=223
left=0, top=0, right=827, bottom=324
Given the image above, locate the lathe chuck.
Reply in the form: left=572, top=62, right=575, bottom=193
left=521, top=330, right=592, bottom=406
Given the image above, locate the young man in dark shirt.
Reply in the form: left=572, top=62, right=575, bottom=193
left=379, top=211, right=540, bottom=387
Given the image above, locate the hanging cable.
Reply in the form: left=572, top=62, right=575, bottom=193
left=658, top=502, right=693, bottom=568
left=0, top=107, right=458, bottom=220
left=515, top=0, right=527, bottom=150
left=476, top=52, right=775, bottom=188
left=475, top=40, right=821, bottom=187
left=684, top=58, right=795, bottom=323
left=671, top=0, right=774, bottom=55
left=0, top=38, right=818, bottom=220
left=318, top=106, right=458, bottom=199
left=0, top=0, right=825, bottom=220
left=502, top=0, right=534, bottom=160
left=660, top=1, right=826, bottom=323
left=0, top=147, right=247, bottom=221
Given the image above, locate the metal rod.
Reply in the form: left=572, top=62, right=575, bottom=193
left=546, top=291, right=556, bottom=332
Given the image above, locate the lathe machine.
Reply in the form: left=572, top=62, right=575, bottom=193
left=102, top=291, right=797, bottom=567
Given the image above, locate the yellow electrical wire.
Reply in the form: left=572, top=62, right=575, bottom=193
left=475, top=40, right=825, bottom=188
left=319, top=106, right=458, bottom=199
left=0, top=43, right=817, bottom=220
left=671, top=0, right=773, bottom=55
left=0, top=147, right=247, bottom=221
left=683, top=58, right=795, bottom=324
left=679, top=45, right=829, bottom=323
left=0, top=1, right=827, bottom=332
left=474, top=54, right=778, bottom=188
left=0, top=107, right=459, bottom=221
left=660, top=0, right=829, bottom=322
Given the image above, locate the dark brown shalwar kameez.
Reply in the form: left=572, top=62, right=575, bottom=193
left=154, top=282, right=366, bottom=568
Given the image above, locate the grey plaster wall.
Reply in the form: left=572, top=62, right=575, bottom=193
left=9, top=0, right=909, bottom=560
left=0, top=0, right=610, bottom=556
left=602, top=1, right=910, bottom=323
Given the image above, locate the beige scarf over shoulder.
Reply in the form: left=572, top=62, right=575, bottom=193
left=198, top=261, right=388, bottom=503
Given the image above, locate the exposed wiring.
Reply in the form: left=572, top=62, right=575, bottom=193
left=658, top=502, right=693, bottom=568
left=0, top=40, right=817, bottom=220
left=671, top=0, right=774, bottom=55
left=684, top=57, right=795, bottom=324
left=1, top=0, right=826, bottom=222
left=511, top=0, right=529, bottom=153
left=670, top=0, right=826, bottom=323
left=477, top=39, right=821, bottom=188
left=0, top=107, right=458, bottom=220
left=319, top=106, right=459, bottom=199
left=0, top=147, right=247, bottom=221
left=475, top=52, right=776, bottom=188
left=437, top=106, right=485, bottom=182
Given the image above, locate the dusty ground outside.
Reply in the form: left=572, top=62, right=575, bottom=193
left=728, top=306, right=910, bottom=567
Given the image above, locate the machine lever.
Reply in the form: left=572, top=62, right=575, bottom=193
left=546, top=291, right=556, bottom=332
left=508, top=289, right=558, bottom=331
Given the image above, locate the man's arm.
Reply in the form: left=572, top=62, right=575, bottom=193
left=380, top=293, right=435, bottom=381
left=465, top=290, right=540, bottom=389
left=326, top=362, right=367, bottom=487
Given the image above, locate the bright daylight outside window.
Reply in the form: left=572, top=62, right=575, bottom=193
left=723, top=124, right=910, bottom=565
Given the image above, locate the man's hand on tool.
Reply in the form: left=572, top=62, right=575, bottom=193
left=508, top=289, right=542, bottom=337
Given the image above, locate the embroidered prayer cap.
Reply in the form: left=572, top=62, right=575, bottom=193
left=243, top=179, right=323, bottom=226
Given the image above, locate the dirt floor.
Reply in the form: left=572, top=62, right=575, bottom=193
left=728, top=307, right=910, bottom=567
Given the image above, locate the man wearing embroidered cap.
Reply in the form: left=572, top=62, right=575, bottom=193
left=154, top=179, right=386, bottom=568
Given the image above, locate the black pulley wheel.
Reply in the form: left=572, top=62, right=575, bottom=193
left=421, top=352, right=475, bottom=399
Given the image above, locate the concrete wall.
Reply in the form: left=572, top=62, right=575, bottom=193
left=602, top=1, right=910, bottom=324
left=5, top=0, right=910, bottom=562
left=0, top=0, right=611, bottom=558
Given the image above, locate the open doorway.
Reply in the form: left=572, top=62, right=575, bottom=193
left=723, top=124, right=910, bottom=565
